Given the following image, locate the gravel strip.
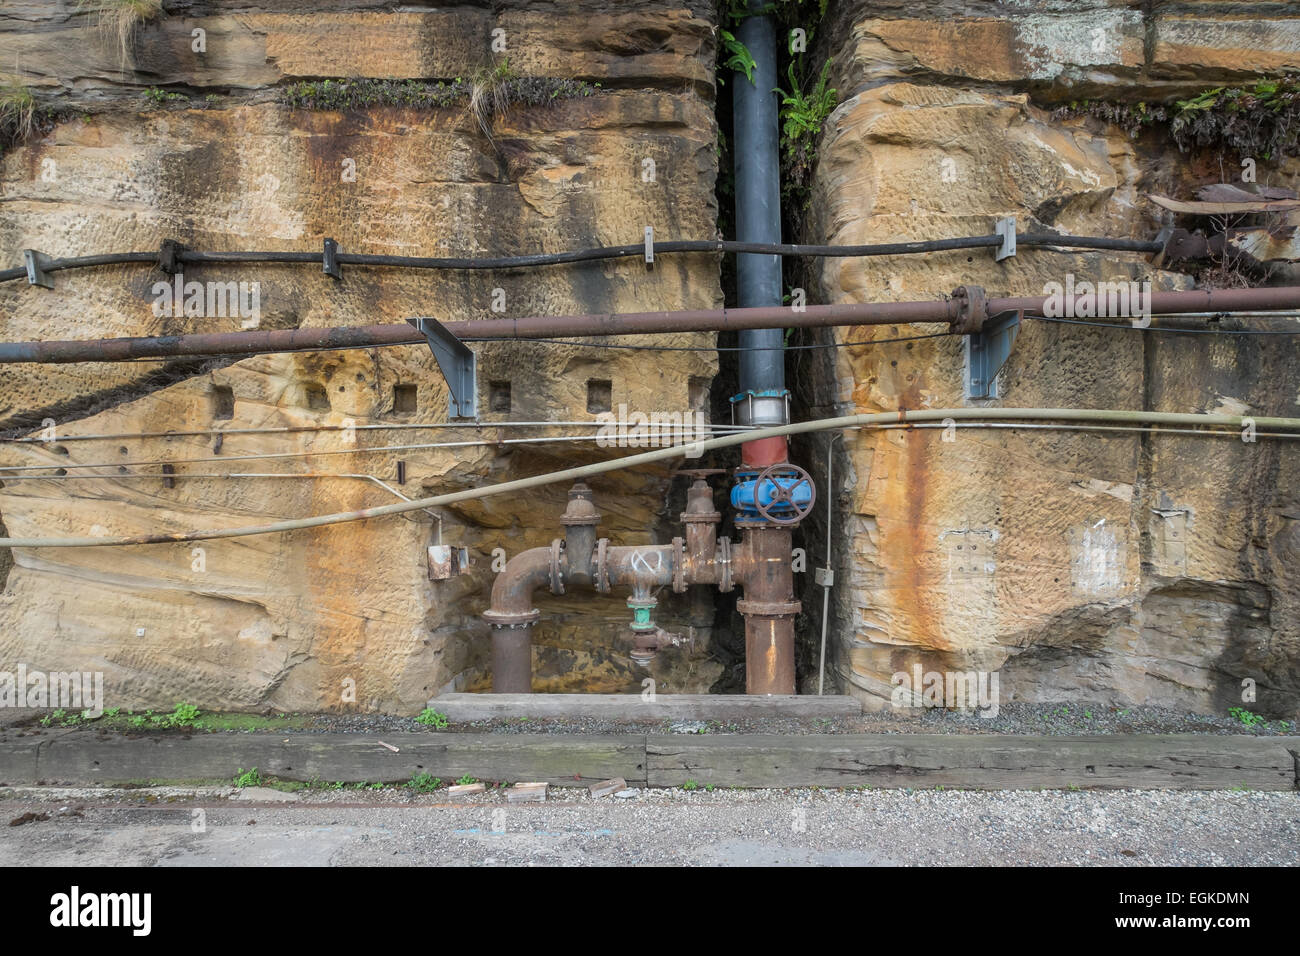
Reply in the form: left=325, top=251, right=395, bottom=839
left=3, top=701, right=1294, bottom=738
left=1, top=786, right=1295, bottom=866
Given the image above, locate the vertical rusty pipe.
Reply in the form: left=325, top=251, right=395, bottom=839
left=483, top=547, right=553, bottom=692
left=490, top=625, right=534, bottom=694
left=735, top=524, right=800, bottom=694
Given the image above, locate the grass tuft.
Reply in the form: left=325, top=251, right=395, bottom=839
left=79, top=0, right=164, bottom=73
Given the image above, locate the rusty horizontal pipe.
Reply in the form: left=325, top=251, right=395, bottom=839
left=4, top=286, right=1299, bottom=364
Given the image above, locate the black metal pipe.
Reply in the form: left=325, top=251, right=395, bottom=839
left=0, top=234, right=1167, bottom=284
left=732, top=2, right=786, bottom=401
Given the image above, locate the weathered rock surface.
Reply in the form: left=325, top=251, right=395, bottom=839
left=2, top=0, right=1299, bottom=718
left=0, top=1, right=722, bottom=711
left=803, top=2, right=1300, bottom=718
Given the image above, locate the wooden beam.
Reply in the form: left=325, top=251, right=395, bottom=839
left=20, top=732, right=647, bottom=787
left=2, top=730, right=1295, bottom=791
left=646, top=734, right=1300, bottom=790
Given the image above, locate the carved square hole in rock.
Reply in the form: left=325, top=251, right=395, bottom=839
left=211, top=385, right=235, bottom=421
left=587, top=379, right=612, bottom=414
left=489, top=380, right=512, bottom=414
left=688, top=375, right=711, bottom=411
left=305, top=384, right=331, bottom=411
left=393, top=383, right=418, bottom=415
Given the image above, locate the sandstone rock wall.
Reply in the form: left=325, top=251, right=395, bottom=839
left=0, top=1, right=723, bottom=711
left=3, top=1, right=1299, bottom=717
left=801, top=0, right=1300, bottom=717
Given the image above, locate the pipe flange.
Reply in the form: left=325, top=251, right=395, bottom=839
left=549, top=538, right=565, bottom=596
left=736, top=599, right=802, bottom=617
left=717, top=536, right=734, bottom=593
left=483, top=608, right=541, bottom=628
left=950, top=284, right=989, bottom=335
left=671, top=536, right=687, bottom=593
left=594, top=538, right=611, bottom=594
left=680, top=510, right=722, bottom=525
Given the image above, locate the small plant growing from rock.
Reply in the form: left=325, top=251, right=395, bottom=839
left=0, top=80, right=36, bottom=144
left=161, top=702, right=201, bottom=728
left=408, top=772, right=442, bottom=792
left=718, top=29, right=756, bottom=84
left=1229, top=706, right=1266, bottom=728
left=233, top=767, right=261, bottom=788
left=682, top=779, right=699, bottom=791
left=455, top=774, right=478, bottom=786
left=143, top=87, right=187, bottom=109
left=776, top=59, right=837, bottom=211
left=468, top=58, right=517, bottom=140
left=78, top=0, right=164, bottom=72
left=416, top=708, right=449, bottom=729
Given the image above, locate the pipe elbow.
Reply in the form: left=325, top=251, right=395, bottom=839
left=484, top=546, right=553, bottom=624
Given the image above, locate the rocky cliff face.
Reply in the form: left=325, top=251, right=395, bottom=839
left=0, top=0, right=722, bottom=711
left=800, top=0, right=1300, bottom=717
left=2, top=1, right=1298, bottom=718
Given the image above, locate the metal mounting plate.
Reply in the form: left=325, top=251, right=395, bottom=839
left=406, top=317, right=477, bottom=418
left=995, top=217, right=1017, bottom=262
left=23, top=250, right=54, bottom=289
left=965, top=310, right=1021, bottom=400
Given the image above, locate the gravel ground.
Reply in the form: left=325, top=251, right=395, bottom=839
left=6, top=701, right=1292, bottom=738
left=1, top=785, right=1296, bottom=866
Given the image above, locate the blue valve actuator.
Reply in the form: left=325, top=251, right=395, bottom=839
left=731, top=472, right=815, bottom=516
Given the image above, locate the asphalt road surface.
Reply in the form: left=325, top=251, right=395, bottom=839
left=3, top=785, right=1296, bottom=866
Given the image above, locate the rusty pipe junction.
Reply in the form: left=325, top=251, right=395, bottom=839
left=484, top=477, right=806, bottom=694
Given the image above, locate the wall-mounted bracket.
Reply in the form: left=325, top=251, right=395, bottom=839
left=323, top=238, right=342, bottom=280
left=964, top=310, right=1021, bottom=400
left=644, top=226, right=654, bottom=268
left=23, top=250, right=54, bottom=289
left=995, top=217, right=1016, bottom=262
left=406, top=317, right=477, bottom=419
left=157, top=239, right=185, bottom=275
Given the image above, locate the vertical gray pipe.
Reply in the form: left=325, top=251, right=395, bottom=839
left=732, top=4, right=786, bottom=397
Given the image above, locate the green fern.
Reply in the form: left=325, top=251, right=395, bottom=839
left=719, top=30, right=756, bottom=84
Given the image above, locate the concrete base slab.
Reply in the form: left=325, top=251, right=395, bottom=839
left=232, top=786, right=299, bottom=802
left=429, top=693, right=863, bottom=721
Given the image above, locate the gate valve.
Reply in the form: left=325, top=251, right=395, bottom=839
left=730, top=463, right=816, bottom=525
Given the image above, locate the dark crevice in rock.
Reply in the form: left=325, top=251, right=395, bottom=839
left=0, top=498, right=11, bottom=591
left=0, top=357, right=240, bottom=439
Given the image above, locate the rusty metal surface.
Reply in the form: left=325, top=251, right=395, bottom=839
left=949, top=284, right=989, bottom=335
left=7, top=285, right=1300, bottom=365
left=427, top=544, right=454, bottom=581
left=483, top=548, right=552, bottom=620
left=734, top=525, right=799, bottom=695
left=744, top=615, right=796, bottom=695
left=490, top=626, right=533, bottom=695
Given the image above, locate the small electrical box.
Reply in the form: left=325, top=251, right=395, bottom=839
left=427, top=545, right=470, bottom=581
